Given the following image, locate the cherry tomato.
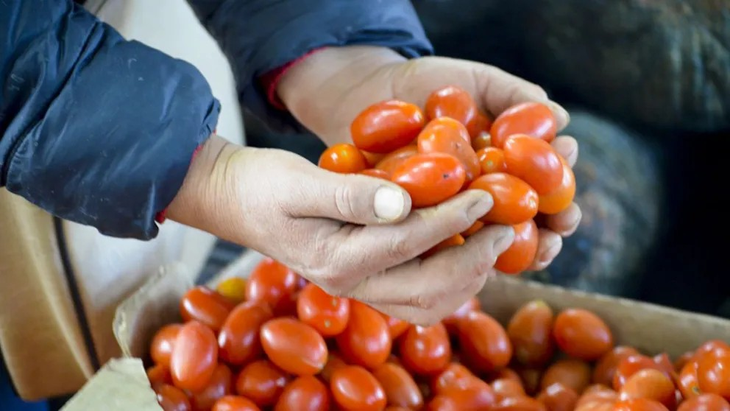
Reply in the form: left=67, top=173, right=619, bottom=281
left=260, top=318, right=328, bottom=376
left=495, top=219, right=539, bottom=274
left=553, top=308, right=613, bottom=361
left=592, top=346, right=640, bottom=387
left=697, top=345, right=730, bottom=399
left=361, top=168, right=391, bottom=180
left=319, top=352, right=349, bottom=383
left=274, top=375, right=330, bottom=411
left=375, top=145, right=418, bottom=175
left=503, top=134, right=564, bottom=195
left=507, top=300, right=555, bottom=367
left=538, top=157, right=576, bottom=214
left=212, top=396, right=261, bottom=411
left=541, top=359, right=591, bottom=394
left=438, top=376, right=496, bottom=410
left=148, top=364, right=173, bottom=389
left=618, top=369, right=675, bottom=408
left=427, top=395, right=460, bottom=411
left=471, top=131, right=492, bottom=152
left=156, top=384, right=192, bottom=411
left=487, top=368, right=524, bottom=386
left=180, top=287, right=234, bottom=332
left=245, top=258, right=298, bottom=316
left=652, top=353, right=677, bottom=382
left=537, top=383, right=578, bottom=411
left=296, top=283, right=350, bottom=337
left=218, top=301, right=273, bottom=366
left=417, top=117, right=481, bottom=182
left=392, top=152, right=466, bottom=208
left=692, top=340, right=730, bottom=363
left=613, top=355, right=667, bottom=391
left=456, top=310, right=512, bottom=373
left=151, top=324, right=182, bottom=368
left=373, top=362, right=424, bottom=409
left=679, top=360, right=702, bottom=399
left=490, top=102, right=557, bottom=148
left=678, top=393, right=730, bottom=411
left=171, top=321, right=219, bottom=392
left=336, top=301, right=392, bottom=369
left=215, top=277, right=247, bottom=305
left=476, top=147, right=507, bottom=175
left=351, top=100, right=425, bottom=153
left=674, top=352, right=694, bottom=373
left=399, top=323, right=452, bottom=376
left=385, top=407, right=411, bottom=411
left=362, top=151, right=387, bottom=168
left=235, top=360, right=287, bottom=407
left=515, top=366, right=543, bottom=396
left=469, top=173, right=538, bottom=225
left=422, top=234, right=465, bottom=258
left=467, top=111, right=494, bottom=142
left=380, top=313, right=410, bottom=340
left=330, top=365, right=387, bottom=411
left=442, top=297, right=481, bottom=335
left=492, top=378, right=527, bottom=402
left=191, top=363, right=233, bottom=411
left=431, top=363, right=475, bottom=395
left=319, top=143, right=368, bottom=174
left=461, top=221, right=485, bottom=238
left=613, top=398, right=668, bottom=411
left=493, top=396, right=548, bottom=411
left=576, top=387, right=618, bottom=410
left=425, top=85, right=478, bottom=127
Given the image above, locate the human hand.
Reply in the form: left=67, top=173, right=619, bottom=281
left=278, top=46, right=581, bottom=271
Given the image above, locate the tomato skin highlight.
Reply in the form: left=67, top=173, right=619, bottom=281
left=351, top=100, right=425, bottom=153
left=495, top=219, right=539, bottom=274
left=391, top=152, right=466, bottom=208
left=218, top=301, right=273, bottom=366
left=425, top=85, right=478, bottom=127
left=469, top=173, right=539, bottom=225
left=503, top=134, right=564, bottom=195
left=538, top=157, right=576, bottom=215
left=151, top=324, right=183, bottom=368
left=260, top=318, right=328, bottom=376
left=330, top=365, right=388, bottom=411
left=417, top=117, right=481, bottom=182
left=170, top=321, right=219, bottom=393
left=697, top=345, right=730, bottom=400
left=296, top=283, right=351, bottom=337
left=180, top=287, right=234, bottom=332
left=318, top=143, right=368, bottom=174
left=490, top=102, right=557, bottom=148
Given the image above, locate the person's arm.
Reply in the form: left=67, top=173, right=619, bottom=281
left=0, top=0, right=219, bottom=239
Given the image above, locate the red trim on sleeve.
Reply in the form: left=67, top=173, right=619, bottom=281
left=155, top=142, right=207, bottom=224
left=260, top=48, right=326, bottom=110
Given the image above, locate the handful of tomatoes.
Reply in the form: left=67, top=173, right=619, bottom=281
left=146, top=257, right=730, bottom=411
left=318, top=86, right=576, bottom=274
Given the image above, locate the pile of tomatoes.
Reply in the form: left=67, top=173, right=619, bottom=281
left=317, top=86, right=575, bottom=274
left=145, top=257, right=730, bottom=411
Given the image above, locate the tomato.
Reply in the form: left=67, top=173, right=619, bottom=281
left=385, top=407, right=411, bottom=411
left=493, top=396, right=548, bottom=411
left=148, top=364, right=173, bottom=389
left=553, top=308, right=613, bottom=361
left=151, top=324, right=182, bottom=368
left=456, top=310, right=512, bottom=373
left=476, top=147, right=507, bottom=175
left=461, top=221, right=484, bottom=238
left=260, top=318, right=328, bottom=376
left=190, top=363, right=233, bottom=411
left=180, top=287, right=234, bottom=332
left=218, top=301, right=273, bottom=366
left=156, top=384, right=192, bottom=411
left=490, top=102, right=557, bottom=148
left=515, top=366, right=543, bottom=396
left=336, top=301, right=392, bottom=369
left=431, top=363, right=475, bottom=395
left=618, top=369, right=675, bottom=408
left=427, top=395, right=460, bottom=411
left=674, top=352, right=694, bottom=373
left=592, top=346, right=640, bottom=387
left=425, top=85, right=478, bottom=127
left=613, top=355, right=668, bottom=391
left=697, top=345, right=730, bottom=399
left=576, top=387, right=618, bottom=410
left=235, top=360, right=287, bottom=407
left=422, top=234, right=465, bottom=258
left=320, top=352, right=348, bottom=383
left=487, top=368, right=524, bottom=386
left=613, top=398, right=669, bottom=411
left=469, top=173, right=539, bottom=225
left=399, top=323, right=452, bottom=376
left=442, top=297, right=481, bottom=334
left=692, top=340, right=730, bottom=362
left=537, top=383, right=578, bottom=411
left=503, top=134, right=564, bottom=195
left=652, top=353, right=677, bottom=382
left=492, top=378, right=527, bottom=402
left=297, top=283, right=350, bottom=337
left=417, top=117, right=481, bottom=182
left=373, top=362, right=424, bottom=409
left=330, top=365, right=387, bottom=411
left=212, top=396, right=261, bottom=411
left=391, top=152, right=466, bottom=208
left=351, top=100, right=425, bottom=153
left=467, top=112, right=494, bottom=142
left=380, top=313, right=410, bottom=340
left=274, top=376, right=330, bottom=411
left=538, top=157, right=576, bottom=215
left=171, top=321, right=218, bottom=392
left=678, top=393, right=730, bottom=411
left=507, top=300, right=555, bottom=367
left=245, top=258, right=298, bottom=316
left=361, top=168, right=391, bottom=180
left=438, top=376, right=496, bottom=410
left=495, top=219, right=539, bottom=274
left=541, top=359, right=591, bottom=394
left=215, top=277, right=247, bottom=304
left=319, top=143, right=368, bottom=174
left=679, top=361, right=702, bottom=399
left=375, top=145, right=419, bottom=175
left=362, top=151, right=387, bottom=168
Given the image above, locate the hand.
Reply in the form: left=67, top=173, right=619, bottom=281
left=167, top=136, right=515, bottom=325
left=278, top=46, right=582, bottom=271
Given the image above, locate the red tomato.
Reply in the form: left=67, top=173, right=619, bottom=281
left=260, top=318, right=328, bottom=376
left=515, top=366, right=543, bottom=396
left=493, top=396, right=548, bottom=411
left=431, top=363, right=474, bottom=396
left=538, top=157, right=576, bottom=214
left=503, top=134, right=564, bottom=195
left=477, top=147, right=507, bottom=174
left=678, top=393, right=730, bottom=411
left=212, top=396, right=261, bottom=411
left=541, top=359, right=591, bottom=394
left=492, top=378, right=527, bottom=402
left=151, top=324, right=182, bottom=368
left=422, top=234, right=465, bottom=258
left=318, top=143, right=368, bottom=174
left=391, top=152, right=466, bottom=208
left=381, top=313, right=410, bottom=340
left=245, top=258, right=298, bottom=316
left=467, top=111, right=494, bottom=142
left=235, top=360, right=287, bottom=407
left=373, top=362, right=424, bottom=409
left=330, top=365, right=387, bottom=411
left=439, top=376, right=496, bottom=410
left=486, top=368, right=523, bottom=386
left=375, top=145, right=418, bottom=176
left=148, top=364, right=173, bottom=389
left=495, top=219, right=539, bottom=274
left=592, top=346, right=640, bottom=387
left=361, top=168, right=391, bottom=180
left=692, top=340, right=730, bottom=363
left=180, top=287, right=234, bottom=332
left=425, top=85, right=478, bottom=127
left=351, top=100, right=425, bottom=153
left=442, top=297, right=481, bottom=335
left=427, top=395, right=460, bottom=411
left=575, top=387, right=618, bottom=410
left=507, top=300, right=555, bottom=367
left=471, top=130, right=492, bottom=152
left=156, top=384, right=192, bottom=411
left=216, top=277, right=247, bottom=304
left=490, top=102, right=557, bottom=148
left=553, top=308, right=613, bottom=361
left=190, top=363, right=233, bottom=411
left=537, top=383, right=578, bottom=411
left=456, top=310, right=513, bottom=373
left=468, top=173, right=538, bottom=225
left=399, top=323, right=452, bottom=376
left=362, top=151, right=387, bottom=168
left=652, top=353, right=677, bottom=382
left=697, top=345, right=730, bottom=399
left=679, top=360, right=701, bottom=399
left=613, top=398, right=668, bottom=411
left=417, top=117, right=480, bottom=182
left=320, top=352, right=349, bottom=384
left=336, top=301, right=392, bottom=369
left=461, top=221, right=485, bottom=238
left=674, top=352, right=694, bottom=373
left=618, top=369, right=675, bottom=408
left=274, top=376, right=330, bottom=411
left=297, top=283, right=350, bottom=337
left=170, top=321, right=219, bottom=392
left=218, top=301, right=273, bottom=366
left=613, top=355, right=667, bottom=391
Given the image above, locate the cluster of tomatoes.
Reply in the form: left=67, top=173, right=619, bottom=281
left=144, top=256, right=730, bottom=411
left=318, top=86, right=575, bottom=273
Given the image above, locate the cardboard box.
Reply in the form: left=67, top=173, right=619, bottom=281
left=61, top=251, right=730, bottom=410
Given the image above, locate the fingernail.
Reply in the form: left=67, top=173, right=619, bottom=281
left=539, top=243, right=561, bottom=264
left=492, top=227, right=515, bottom=255
left=467, top=192, right=494, bottom=220
left=548, top=101, right=570, bottom=129
left=374, top=186, right=406, bottom=221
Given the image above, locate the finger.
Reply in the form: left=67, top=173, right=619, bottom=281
left=552, top=136, right=579, bottom=167
left=545, top=202, right=582, bottom=237
left=347, top=224, right=514, bottom=306
left=527, top=229, right=563, bottom=271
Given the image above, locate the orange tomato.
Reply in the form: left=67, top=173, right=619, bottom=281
left=541, top=359, right=591, bottom=394
left=592, top=346, right=640, bottom=387
left=477, top=147, right=507, bottom=174
left=422, top=234, right=465, bottom=258
left=438, top=376, right=497, bottom=410
left=537, top=383, right=578, bottom=411
left=155, top=384, right=192, bottom=411
left=493, top=396, right=548, bottom=411
left=360, top=168, right=391, bottom=180
left=697, top=345, right=730, bottom=400
left=469, top=173, right=538, bottom=225
left=351, top=100, right=425, bottom=153
left=425, top=85, right=478, bottom=127
left=273, top=376, right=330, bottom=411
left=373, top=362, right=424, bottom=409
left=170, top=321, right=218, bottom=392
left=362, top=151, right=387, bottom=168
left=538, top=157, right=576, bottom=214
left=678, top=393, right=730, bottom=411
left=218, top=301, right=273, bottom=366
left=442, top=297, right=481, bottom=335
left=492, top=378, right=527, bottom=402
left=613, top=355, right=668, bottom=391
left=180, top=287, right=234, bottom=332
left=212, top=396, right=261, bottom=411
left=456, top=310, right=513, bottom=373
left=235, top=360, right=287, bottom=407
left=507, top=300, right=555, bottom=367
left=431, top=363, right=475, bottom=395
left=319, top=352, right=349, bottom=384
left=190, top=363, right=233, bottom=411
left=417, top=117, right=481, bottom=182
left=471, top=131, right=493, bottom=151
left=490, top=102, right=557, bottom=148
left=391, top=153, right=466, bottom=208
left=495, top=219, right=539, bottom=274
left=296, top=283, right=350, bottom=337
left=503, top=134, right=564, bottom=195
left=147, top=364, right=173, bottom=389
left=318, top=143, right=368, bottom=174
left=151, top=324, right=182, bottom=368
left=399, top=323, right=452, bottom=376
left=380, top=313, right=410, bottom=340
left=245, top=258, right=298, bottom=316
left=678, top=360, right=701, bottom=399
left=467, top=111, right=494, bottom=141
left=613, top=398, right=669, bottom=411
left=335, top=301, right=392, bottom=369
left=552, top=308, right=613, bottom=361
left=461, top=221, right=484, bottom=238
left=260, top=318, right=328, bottom=376
left=330, top=366, right=387, bottom=411
left=375, top=145, right=418, bottom=176
left=618, top=369, right=675, bottom=408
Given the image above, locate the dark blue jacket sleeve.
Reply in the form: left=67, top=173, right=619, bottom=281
left=0, top=0, right=220, bottom=239
left=186, top=0, right=433, bottom=132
